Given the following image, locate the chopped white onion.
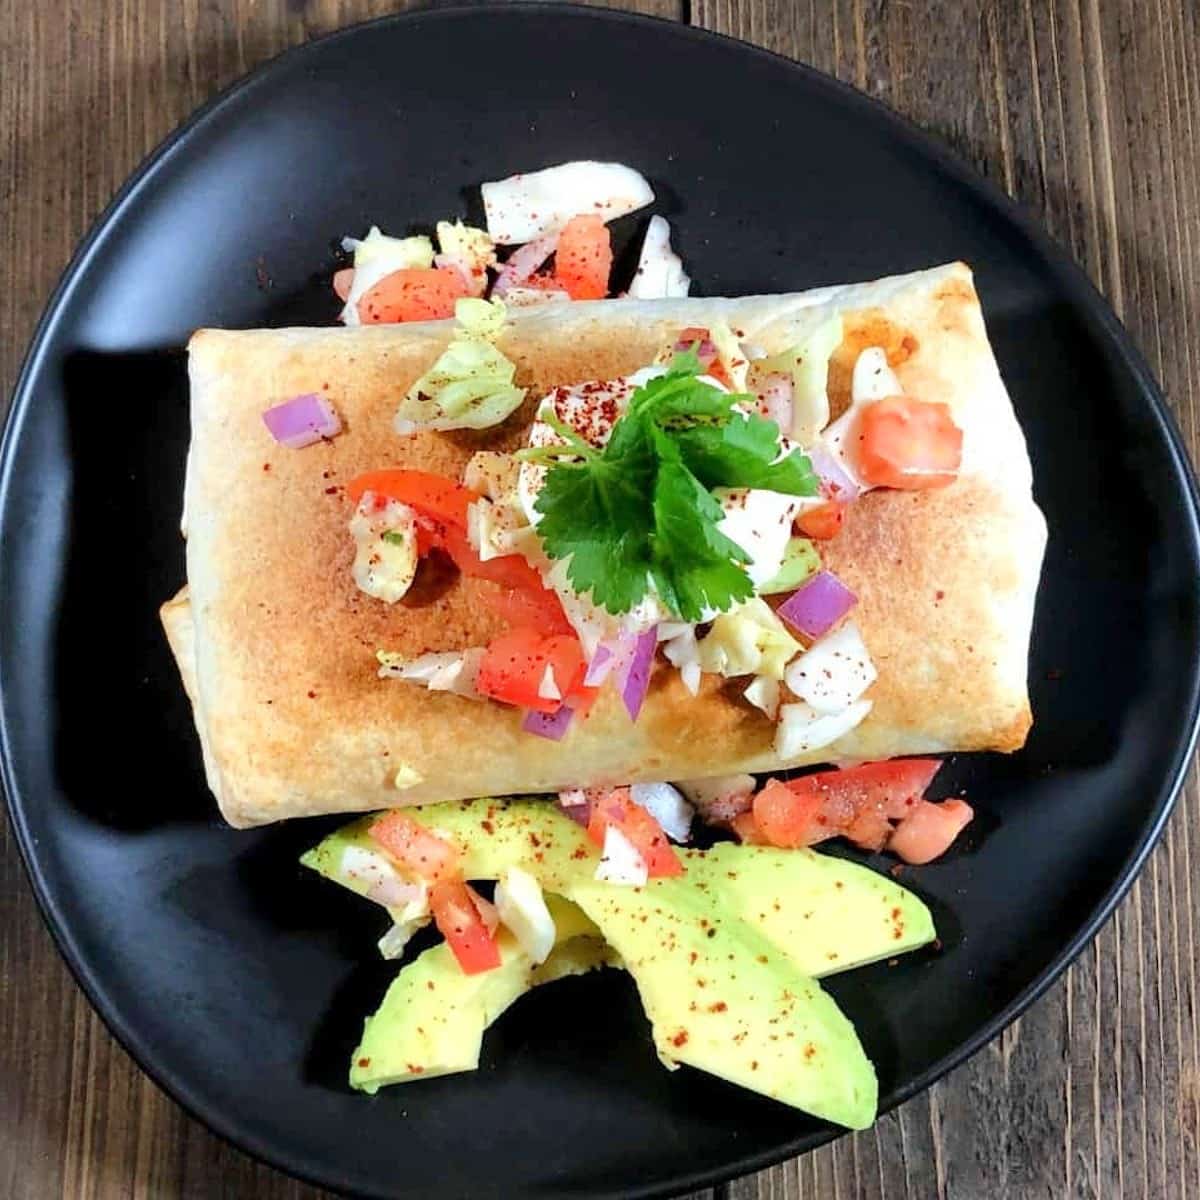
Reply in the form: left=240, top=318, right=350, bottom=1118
left=680, top=661, right=702, bottom=696
left=783, top=620, right=878, bottom=713
left=377, top=915, right=429, bottom=960
left=675, top=775, right=756, bottom=823
left=630, top=782, right=694, bottom=843
left=349, top=494, right=418, bottom=604
left=481, top=161, right=654, bottom=245
left=378, top=648, right=485, bottom=700
left=340, top=845, right=427, bottom=910
left=558, top=787, right=587, bottom=808
left=851, top=346, right=902, bottom=403
left=743, top=675, right=781, bottom=720
left=494, top=867, right=556, bottom=965
left=537, top=663, right=562, bottom=702
left=594, top=824, right=649, bottom=886
left=626, top=215, right=690, bottom=299
left=775, top=699, right=873, bottom=758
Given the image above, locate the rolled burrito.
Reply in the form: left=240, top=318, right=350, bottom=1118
left=162, top=262, right=1045, bottom=828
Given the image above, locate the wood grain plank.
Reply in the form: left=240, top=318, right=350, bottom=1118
left=690, top=0, right=1200, bottom=1194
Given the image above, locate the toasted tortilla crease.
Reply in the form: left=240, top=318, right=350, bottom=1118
left=162, top=262, right=1046, bottom=827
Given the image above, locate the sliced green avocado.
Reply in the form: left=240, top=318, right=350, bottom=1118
left=680, top=843, right=935, bottom=976
left=570, top=879, right=877, bottom=1129
left=303, top=800, right=934, bottom=980
left=351, top=896, right=614, bottom=1093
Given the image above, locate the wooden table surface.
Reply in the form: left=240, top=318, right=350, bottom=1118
left=2, top=1, right=1198, bottom=1197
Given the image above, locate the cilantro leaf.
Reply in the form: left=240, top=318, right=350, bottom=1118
left=672, top=411, right=819, bottom=495
left=532, top=353, right=819, bottom=619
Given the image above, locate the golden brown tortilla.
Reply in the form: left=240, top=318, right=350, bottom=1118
left=165, top=262, right=1045, bottom=827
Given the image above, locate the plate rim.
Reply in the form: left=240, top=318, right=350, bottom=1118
left=2, top=5, right=1199, bottom=1198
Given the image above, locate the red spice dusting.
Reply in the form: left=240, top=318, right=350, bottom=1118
left=671, top=1030, right=689, bottom=1048
left=324, top=486, right=340, bottom=495
left=481, top=820, right=495, bottom=835
left=688, top=951, right=698, bottom=965
left=406, top=1064, right=425, bottom=1075
left=751, top=1060, right=759, bottom=1071
left=357, top=1058, right=371, bottom=1068
left=426, top=981, right=435, bottom=991
left=709, top=1001, right=728, bottom=1013
left=529, top=832, right=541, bottom=848
left=262, top=462, right=271, bottom=472
left=935, top=589, right=945, bottom=601
left=891, top=907, right=901, bottom=920
left=803, top=1043, right=816, bottom=1061
left=571, top=847, right=587, bottom=860
left=307, top=690, right=317, bottom=699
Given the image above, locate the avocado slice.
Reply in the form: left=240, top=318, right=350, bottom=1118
left=303, top=800, right=935, bottom=979
left=570, top=879, right=877, bottom=1129
left=680, top=843, right=935, bottom=976
left=351, top=896, right=615, bottom=1093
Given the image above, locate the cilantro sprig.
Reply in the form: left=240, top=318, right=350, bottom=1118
left=522, top=350, right=819, bottom=621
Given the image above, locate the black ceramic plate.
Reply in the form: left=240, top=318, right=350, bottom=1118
left=2, top=6, right=1198, bottom=1199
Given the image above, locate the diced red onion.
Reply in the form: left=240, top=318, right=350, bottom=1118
left=522, top=704, right=575, bottom=740
left=583, top=643, right=616, bottom=687
left=469, top=887, right=500, bottom=935
left=807, top=442, right=863, bottom=501
left=617, top=628, right=658, bottom=721
left=492, top=233, right=559, bottom=296
left=757, top=372, right=793, bottom=432
left=557, top=787, right=592, bottom=827
left=777, top=570, right=857, bottom=640
left=262, top=393, right=342, bottom=449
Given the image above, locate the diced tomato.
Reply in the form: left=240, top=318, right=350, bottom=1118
left=855, top=396, right=963, bottom=490
left=543, top=634, right=587, bottom=699
left=554, top=215, right=612, bottom=301
left=357, top=267, right=469, bottom=324
left=429, top=880, right=502, bottom=974
left=369, top=811, right=461, bottom=883
left=477, top=628, right=558, bottom=712
left=753, top=778, right=831, bottom=849
left=730, top=810, right=768, bottom=845
left=436, top=523, right=548, bottom=593
left=677, top=326, right=712, bottom=355
left=752, top=759, right=946, bottom=852
left=347, top=470, right=478, bottom=529
left=489, top=585, right=573, bottom=634
left=333, top=268, right=355, bottom=303
left=796, top=500, right=846, bottom=541
left=586, top=787, right=683, bottom=877
left=887, top=798, right=974, bottom=865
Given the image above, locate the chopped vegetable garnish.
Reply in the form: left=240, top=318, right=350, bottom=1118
left=627, top=215, right=690, bottom=299
left=554, top=214, right=612, bottom=300
left=347, top=469, right=478, bottom=529
left=586, top=787, right=683, bottom=877
left=429, top=880, right=503, bottom=974
left=777, top=569, right=857, bottom=640
left=796, top=500, right=846, bottom=541
left=481, top=160, right=653, bottom=245
left=494, top=867, right=556, bottom=964
left=262, top=393, right=342, bottom=448
left=744, top=760, right=964, bottom=862
left=358, top=266, right=469, bottom=324
left=855, top=395, right=963, bottom=489
left=888, top=798, right=974, bottom=863
left=628, top=782, right=693, bottom=843
left=753, top=315, right=843, bottom=445
left=616, top=628, right=657, bottom=720
left=525, top=351, right=819, bottom=621
left=493, top=233, right=559, bottom=296
left=758, top=536, right=820, bottom=595
left=784, top=621, right=876, bottom=713
left=393, top=298, right=525, bottom=433
left=774, top=699, right=872, bottom=758
left=521, top=704, right=575, bottom=740
left=370, top=812, right=461, bottom=884
left=696, top=598, right=801, bottom=680
left=434, top=221, right=496, bottom=296
left=349, top=493, right=418, bottom=604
